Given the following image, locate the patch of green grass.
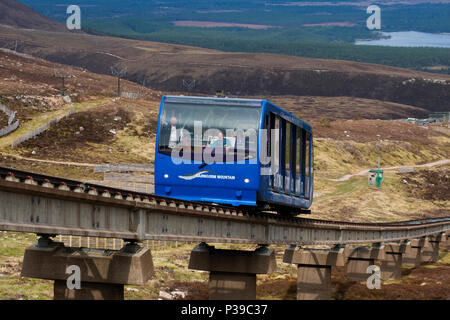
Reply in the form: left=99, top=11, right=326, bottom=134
left=439, top=251, right=449, bottom=264
left=0, top=277, right=52, bottom=300
left=315, top=176, right=365, bottom=202
left=0, top=246, right=25, bottom=257
left=0, top=232, right=36, bottom=257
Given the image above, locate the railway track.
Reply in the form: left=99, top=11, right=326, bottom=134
left=0, top=165, right=448, bottom=245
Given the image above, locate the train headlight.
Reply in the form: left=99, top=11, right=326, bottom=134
left=164, top=174, right=169, bottom=179
left=244, top=178, right=250, bottom=183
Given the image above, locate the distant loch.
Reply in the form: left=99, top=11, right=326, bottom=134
left=355, top=31, right=450, bottom=48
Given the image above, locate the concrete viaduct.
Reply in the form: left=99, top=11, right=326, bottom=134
left=0, top=169, right=449, bottom=300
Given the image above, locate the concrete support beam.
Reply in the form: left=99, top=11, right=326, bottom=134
left=21, top=237, right=154, bottom=300
left=381, top=243, right=406, bottom=280
left=344, top=244, right=385, bottom=282
left=428, top=233, right=444, bottom=242
left=283, top=245, right=345, bottom=300
left=188, top=243, right=276, bottom=300
left=410, top=237, right=427, bottom=248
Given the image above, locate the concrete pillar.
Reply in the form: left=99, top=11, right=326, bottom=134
left=283, top=246, right=345, bottom=300
left=421, top=241, right=439, bottom=263
left=381, top=243, right=406, bottom=280
left=208, top=272, right=256, bottom=300
left=188, top=243, right=276, bottom=300
left=21, top=237, right=154, bottom=300
left=402, top=240, right=422, bottom=268
left=446, top=232, right=450, bottom=252
left=344, top=244, right=385, bottom=282
left=54, top=280, right=124, bottom=300
left=421, top=234, right=442, bottom=263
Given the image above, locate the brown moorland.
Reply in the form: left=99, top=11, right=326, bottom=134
left=312, top=119, right=443, bottom=143
left=0, top=1, right=448, bottom=301
left=0, top=0, right=67, bottom=32
left=248, top=95, right=429, bottom=121
left=0, top=25, right=448, bottom=112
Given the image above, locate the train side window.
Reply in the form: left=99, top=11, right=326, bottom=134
left=265, top=113, right=273, bottom=188
left=273, top=116, right=280, bottom=189
left=264, top=113, right=271, bottom=152
left=280, top=119, right=286, bottom=171
left=305, top=131, right=311, bottom=199
left=280, top=119, right=286, bottom=190
left=305, top=132, right=311, bottom=178
left=285, top=122, right=291, bottom=171
left=265, top=114, right=271, bottom=159
left=311, top=134, right=314, bottom=187
left=301, top=129, right=306, bottom=196
left=296, top=126, right=301, bottom=196
left=284, top=122, right=291, bottom=193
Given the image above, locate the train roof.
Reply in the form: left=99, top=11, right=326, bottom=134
left=164, top=95, right=263, bottom=107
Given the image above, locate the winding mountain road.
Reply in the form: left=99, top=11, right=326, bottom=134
left=329, top=159, right=450, bottom=182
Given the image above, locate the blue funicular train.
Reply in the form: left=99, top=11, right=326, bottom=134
left=154, top=95, right=313, bottom=215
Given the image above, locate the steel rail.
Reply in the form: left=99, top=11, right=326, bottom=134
left=0, top=166, right=448, bottom=245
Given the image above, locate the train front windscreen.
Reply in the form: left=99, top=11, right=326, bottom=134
left=158, top=101, right=261, bottom=162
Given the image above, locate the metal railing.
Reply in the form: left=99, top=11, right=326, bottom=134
left=56, top=235, right=187, bottom=251
left=0, top=104, right=19, bottom=137
left=0, top=121, right=19, bottom=137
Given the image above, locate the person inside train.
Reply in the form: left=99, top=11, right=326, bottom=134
left=160, top=115, right=184, bottom=149
left=209, top=131, right=232, bottom=149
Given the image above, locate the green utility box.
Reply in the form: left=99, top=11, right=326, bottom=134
left=368, top=169, right=383, bottom=188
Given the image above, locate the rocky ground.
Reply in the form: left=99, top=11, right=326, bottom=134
left=0, top=233, right=448, bottom=300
